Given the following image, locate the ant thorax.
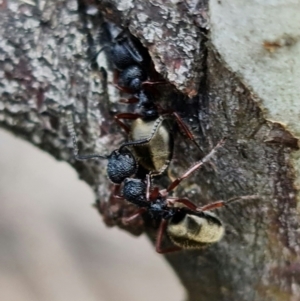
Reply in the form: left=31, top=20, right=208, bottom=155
left=122, top=178, right=149, bottom=207
left=148, top=200, right=176, bottom=220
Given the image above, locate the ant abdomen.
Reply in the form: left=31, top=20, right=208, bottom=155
left=130, top=118, right=173, bottom=174
left=167, top=210, right=224, bottom=249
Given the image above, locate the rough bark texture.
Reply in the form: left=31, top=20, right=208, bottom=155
left=0, top=1, right=299, bottom=301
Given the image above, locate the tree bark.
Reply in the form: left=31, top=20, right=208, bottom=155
left=1, top=1, right=300, bottom=301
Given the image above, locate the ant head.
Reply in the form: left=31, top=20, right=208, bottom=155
left=122, top=178, right=148, bottom=207
left=167, top=210, right=224, bottom=249
left=106, top=148, right=137, bottom=184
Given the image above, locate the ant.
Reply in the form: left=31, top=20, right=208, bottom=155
left=96, top=22, right=203, bottom=176
left=67, top=110, right=179, bottom=188
left=96, top=21, right=155, bottom=101
left=67, top=111, right=174, bottom=199
left=68, top=118, right=257, bottom=253
left=118, top=139, right=258, bottom=254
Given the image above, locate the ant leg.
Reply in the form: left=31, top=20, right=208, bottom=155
left=142, top=80, right=167, bottom=86
left=166, top=138, right=226, bottom=193
left=198, top=195, right=259, bottom=212
left=198, top=201, right=225, bottom=212
left=146, top=174, right=151, bottom=201
left=122, top=208, right=147, bottom=224
left=145, top=174, right=160, bottom=202
left=154, top=108, right=202, bottom=152
left=119, top=97, right=139, bottom=104
left=114, top=112, right=143, bottom=134
left=149, top=187, right=160, bottom=201
left=113, top=70, right=121, bottom=87
left=171, top=112, right=202, bottom=151
left=113, top=83, right=134, bottom=94
left=156, top=220, right=181, bottom=254
left=167, top=198, right=198, bottom=211
left=109, top=184, right=122, bottom=205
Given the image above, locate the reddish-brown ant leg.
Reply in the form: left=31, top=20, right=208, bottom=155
left=166, top=138, right=226, bottom=193
left=113, top=84, right=135, bottom=94
left=109, top=184, right=122, bottom=204
left=119, top=97, right=139, bottom=104
left=171, top=112, right=202, bottom=151
left=149, top=187, right=159, bottom=202
left=114, top=112, right=143, bottom=134
left=167, top=198, right=198, bottom=211
left=113, top=70, right=119, bottom=85
left=146, top=174, right=151, bottom=201
left=199, top=201, right=225, bottom=212
left=156, top=219, right=181, bottom=254
left=122, top=208, right=147, bottom=224
left=153, top=107, right=202, bottom=151
left=145, top=174, right=159, bottom=202
left=115, top=112, right=143, bottom=120
left=142, top=80, right=167, bottom=87
left=198, top=195, right=259, bottom=212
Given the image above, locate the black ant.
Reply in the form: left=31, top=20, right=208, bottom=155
left=67, top=111, right=174, bottom=202
left=68, top=111, right=175, bottom=187
left=96, top=21, right=155, bottom=102
left=114, top=101, right=204, bottom=177
left=68, top=119, right=257, bottom=253
left=118, top=139, right=258, bottom=254
left=96, top=22, right=203, bottom=176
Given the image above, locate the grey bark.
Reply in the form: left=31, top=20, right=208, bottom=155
left=0, top=1, right=299, bottom=301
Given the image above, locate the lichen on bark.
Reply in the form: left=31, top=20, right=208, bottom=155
left=0, top=1, right=300, bottom=301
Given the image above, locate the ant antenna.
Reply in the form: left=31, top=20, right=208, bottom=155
left=92, top=45, right=109, bottom=65
left=66, top=111, right=108, bottom=161
left=118, top=116, right=165, bottom=152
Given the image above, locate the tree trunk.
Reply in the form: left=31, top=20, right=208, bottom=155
left=1, top=1, right=299, bottom=301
